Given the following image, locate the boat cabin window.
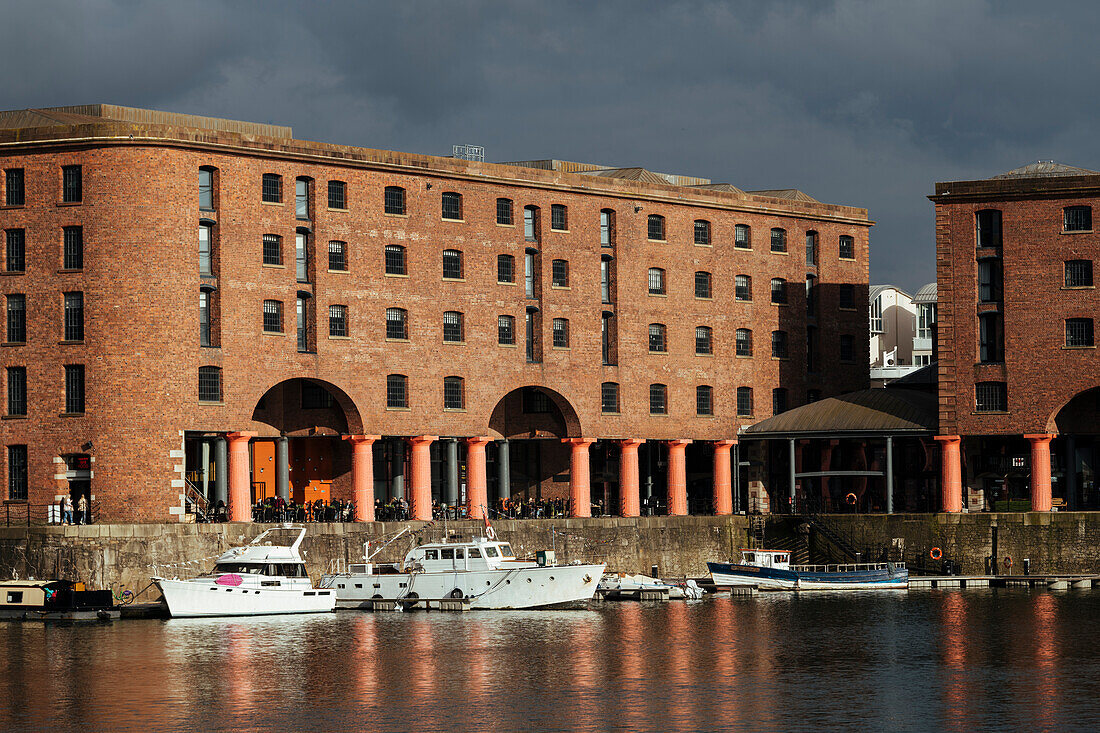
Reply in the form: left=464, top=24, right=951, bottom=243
left=441, top=548, right=454, bottom=560
left=469, top=548, right=482, bottom=558
left=484, top=547, right=499, bottom=558
left=743, top=553, right=755, bottom=563
left=6, top=591, right=22, bottom=603
left=424, top=550, right=438, bottom=560
left=215, top=563, right=264, bottom=575
left=266, top=564, right=306, bottom=577
left=455, top=548, right=464, bottom=559
left=499, top=544, right=515, bottom=558
left=777, top=555, right=788, bottom=564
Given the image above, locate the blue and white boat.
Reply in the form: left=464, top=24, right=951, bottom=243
left=708, top=550, right=908, bottom=591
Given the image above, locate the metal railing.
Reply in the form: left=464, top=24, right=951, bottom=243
left=1, top=502, right=97, bottom=527
left=791, top=561, right=906, bottom=573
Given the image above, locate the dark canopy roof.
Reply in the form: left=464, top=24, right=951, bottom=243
left=742, top=388, right=937, bottom=438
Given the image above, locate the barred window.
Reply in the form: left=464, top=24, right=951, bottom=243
left=441, top=191, right=462, bottom=220
left=6, top=229, right=24, bottom=272
left=648, top=268, right=666, bottom=295
left=64, top=364, right=85, bottom=414
left=735, top=275, right=752, bottom=301
left=770, top=278, right=788, bottom=304
left=385, top=186, right=406, bottom=215
left=443, top=311, right=464, bottom=342
left=770, top=228, right=787, bottom=252
left=6, top=294, right=25, bottom=343
left=695, top=326, right=712, bottom=355
left=551, top=204, right=568, bottom=231
left=64, top=292, right=84, bottom=341
left=839, top=283, right=855, bottom=309
left=1065, top=206, right=1092, bottom=232
left=647, top=214, right=666, bottom=241
left=736, top=328, right=753, bottom=356
left=443, top=376, right=465, bottom=410
left=199, top=224, right=213, bottom=275
left=601, top=382, right=619, bottom=414
left=385, top=244, right=406, bottom=276
left=840, top=334, right=855, bottom=362
left=552, top=318, right=569, bottom=348
left=199, top=167, right=215, bottom=210
left=386, top=307, right=408, bottom=340
left=772, top=388, right=788, bottom=415
left=649, top=383, right=667, bottom=414
left=695, top=271, right=712, bottom=299
left=649, top=323, right=667, bottom=353
left=263, top=300, right=283, bottom=333
left=694, top=220, right=711, bottom=245
left=263, top=234, right=282, bottom=265
left=8, top=445, right=27, bottom=501
left=551, top=259, right=569, bottom=287
left=839, top=235, right=855, bottom=259
left=5, top=169, right=24, bottom=207
left=301, top=382, right=334, bottom=409
left=1065, top=259, right=1093, bottom=287
left=771, top=330, right=788, bottom=359
left=198, top=366, right=221, bottom=403
left=295, top=177, right=311, bottom=220
left=329, top=305, right=348, bottom=337
left=442, top=249, right=463, bottom=279
left=63, top=226, right=83, bottom=270
left=262, top=173, right=282, bottom=203
left=497, top=254, right=515, bottom=283
left=975, top=382, right=1007, bottom=413
left=497, top=198, right=513, bottom=225
left=328, top=241, right=347, bottom=271
left=735, top=224, right=751, bottom=249
left=7, top=367, right=26, bottom=416
left=522, top=387, right=551, bottom=413
left=975, top=209, right=1002, bottom=248
left=1066, top=318, right=1094, bottom=347
left=387, top=374, right=408, bottom=409
left=498, top=315, right=515, bottom=345
left=736, top=387, right=754, bottom=417
left=62, top=165, right=82, bottom=203
left=328, top=180, right=347, bottom=210
left=696, top=385, right=713, bottom=415
left=806, top=231, right=818, bottom=266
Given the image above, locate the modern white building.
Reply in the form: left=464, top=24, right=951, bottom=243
left=870, top=283, right=936, bottom=385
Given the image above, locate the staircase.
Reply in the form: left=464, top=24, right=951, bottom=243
left=183, top=480, right=210, bottom=522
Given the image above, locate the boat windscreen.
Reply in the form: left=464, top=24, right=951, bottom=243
left=484, top=546, right=499, bottom=558
left=215, top=563, right=264, bottom=575
left=498, top=544, right=515, bottom=558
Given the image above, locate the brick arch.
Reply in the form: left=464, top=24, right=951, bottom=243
left=1047, top=386, right=1100, bottom=435
left=487, top=385, right=583, bottom=439
left=251, top=377, right=364, bottom=436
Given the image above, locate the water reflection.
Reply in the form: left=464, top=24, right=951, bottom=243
left=1, top=592, right=1099, bottom=732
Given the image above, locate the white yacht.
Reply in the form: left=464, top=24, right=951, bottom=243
left=320, top=529, right=605, bottom=610
left=153, top=525, right=336, bottom=617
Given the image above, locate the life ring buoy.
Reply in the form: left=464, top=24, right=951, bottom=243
left=1004, top=556, right=1013, bottom=569
left=845, top=492, right=857, bottom=506
left=930, top=547, right=943, bottom=560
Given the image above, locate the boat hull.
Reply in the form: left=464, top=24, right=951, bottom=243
left=708, top=562, right=908, bottom=591
left=154, top=578, right=336, bottom=617
left=322, top=563, right=605, bottom=610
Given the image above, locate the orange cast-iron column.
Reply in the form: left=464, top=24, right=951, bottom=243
left=935, top=435, right=962, bottom=513
left=564, top=438, right=596, bottom=517
left=227, top=431, right=257, bottom=522
left=618, top=439, right=644, bottom=517
left=407, top=436, right=437, bottom=521
left=466, top=437, right=492, bottom=520
left=666, top=439, right=692, bottom=516
left=1025, top=434, right=1055, bottom=512
left=344, top=435, right=380, bottom=522
left=713, top=439, right=737, bottom=516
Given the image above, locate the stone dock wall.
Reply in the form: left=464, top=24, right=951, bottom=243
left=1, top=513, right=1099, bottom=598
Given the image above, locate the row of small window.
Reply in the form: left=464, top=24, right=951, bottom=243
left=975, top=207, right=1095, bottom=248
left=4, top=228, right=85, bottom=272
left=2, top=166, right=81, bottom=206
left=5, top=365, right=85, bottom=416
left=3, top=293, right=84, bottom=343
left=977, top=315, right=1095, bottom=363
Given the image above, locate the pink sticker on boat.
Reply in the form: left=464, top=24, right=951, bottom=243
left=215, top=574, right=243, bottom=587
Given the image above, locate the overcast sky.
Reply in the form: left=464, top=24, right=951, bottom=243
left=3, top=0, right=1095, bottom=291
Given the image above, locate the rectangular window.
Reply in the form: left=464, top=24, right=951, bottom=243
left=385, top=245, right=406, bottom=276
left=1066, top=318, right=1094, bottom=347
left=735, top=224, right=751, bottom=249
left=917, top=303, right=935, bottom=339
left=978, top=259, right=1003, bottom=303
left=386, top=308, right=408, bottom=340
left=771, top=279, right=787, bottom=304
left=694, top=220, right=711, bottom=246
left=551, top=204, right=567, bottom=231
left=199, top=290, right=212, bottom=347
left=387, top=375, right=408, bottom=409
left=647, top=215, right=665, bottom=241
left=62, top=165, right=82, bottom=203
left=524, top=207, right=538, bottom=242
left=443, top=377, right=464, bottom=410
left=771, top=331, right=788, bottom=359
left=979, top=313, right=1003, bottom=363
left=7, top=445, right=27, bottom=501
left=198, top=367, right=222, bottom=402
left=199, top=168, right=214, bottom=210
left=63, top=292, right=84, bottom=342
left=295, top=178, right=311, bottom=220
left=649, top=384, right=667, bottom=415
left=525, top=310, right=538, bottom=363
left=64, top=364, right=85, bottom=414
left=772, top=388, right=787, bottom=415
left=976, top=210, right=1002, bottom=248
left=735, top=275, right=752, bottom=301
left=736, top=387, right=753, bottom=417
left=262, top=174, right=282, bottom=203
left=329, top=305, right=348, bottom=337
left=806, top=326, right=817, bottom=372
left=296, top=233, right=309, bottom=282
left=6, top=294, right=25, bottom=343
left=263, top=234, right=282, bottom=266
left=497, top=198, right=513, bottom=225
left=695, top=272, right=711, bottom=299
left=301, top=381, right=334, bottom=409
left=601, top=259, right=612, bottom=304
left=648, top=268, right=665, bottom=295
left=770, top=228, right=787, bottom=253
left=551, top=259, right=569, bottom=287
left=649, top=324, right=666, bottom=353
left=498, top=315, right=515, bottom=345
left=497, top=254, right=514, bottom=283
left=385, top=186, right=406, bottom=215
left=1065, top=206, right=1092, bottom=232
left=524, top=251, right=536, bottom=298
left=600, top=210, right=614, bottom=247
left=839, top=284, right=855, bottom=309
left=735, top=329, right=752, bottom=357
left=63, top=227, right=83, bottom=270
left=5, top=229, right=25, bottom=272
left=975, top=382, right=1007, bottom=413
left=296, top=298, right=309, bottom=352
left=442, top=250, right=463, bottom=279
left=806, top=231, right=818, bottom=266
left=839, top=235, right=855, bottom=259
left=5, top=169, right=24, bottom=207
left=522, top=387, right=551, bottom=414
left=442, top=192, right=462, bottom=220
left=328, top=180, right=347, bottom=210
left=695, top=326, right=712, bottom=355
left=697, top=385, right=713, bottom=415
left=263, top=300, right=283, bottom=333
left=443, top=311, right=464, bottom=343
left=870, top=297, right=883, bottom=333
left=552, top=318, right=569, bottom=348
left=328, top=241, right=347, bottom=272
left=7, top=367, right=26, bottom=416
left=602, top=313, right=614, bottom=366
left=601, top=382, right=619, bottom=414
left=1065, top=260, right=1094, bottom=287
left=199, top=225, right=213, bottom=275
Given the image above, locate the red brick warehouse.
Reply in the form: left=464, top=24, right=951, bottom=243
left=932, top=162, right=1100, bottom=513
left=0, top=105, right=871, bottom=522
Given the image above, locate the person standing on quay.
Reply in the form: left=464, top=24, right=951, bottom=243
left=76, top=494, right=87, bottom=525
left=59, top=495, right=72, bottom=525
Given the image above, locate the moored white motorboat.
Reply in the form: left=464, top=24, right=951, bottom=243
left=153, top=525, right=336, bottom=617
left=708, top=550, right=908, bottom=591
left=596, top=573, right=704, bottom=600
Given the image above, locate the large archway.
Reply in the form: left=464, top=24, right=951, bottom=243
left=488, top=385, right=581, bottom=439
left=252, top=377, right=364, bottom=436
left=1050, top=387, right=1100, bottom=435
left=1047, top=387, right=1100, bottom=510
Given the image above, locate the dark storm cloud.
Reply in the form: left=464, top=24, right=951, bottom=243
left=4, top=0, right=1097, bottom=289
